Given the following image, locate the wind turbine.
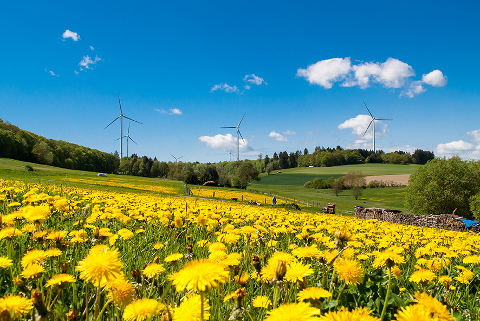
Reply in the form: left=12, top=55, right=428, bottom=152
left=362, top=102, right=392, bottom=153
left=221, top=113, right=246, bottom=161
left=170, top=154, right=184, bottom=163
left=226, top=150, right=233, bottom=162
left=115, top=123, right=137, bottom=158
left=105, top=94, right=142, bottom=158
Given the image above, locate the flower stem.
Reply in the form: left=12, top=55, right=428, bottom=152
left=336, top=283, right=346, bottom=302
left=93, top=286, right=101, bottom=321
left=380, top=266, right=392, bottom=320
left=200, top=292, right=205, bottom=321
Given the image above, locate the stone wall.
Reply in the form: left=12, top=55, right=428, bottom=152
left=354, top=206, right=480, bottom=232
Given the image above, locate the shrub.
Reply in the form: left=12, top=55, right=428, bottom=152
left=405, top=157, right=480, bottom=218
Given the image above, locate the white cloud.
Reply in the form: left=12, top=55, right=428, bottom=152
left=422, top=70, right=447, bottom=87
left=435, top=140, right=475, bottom=155
left=170, top=108, right=182, bottom=115
left=297, top=57, right=446, bottom=98
left=296, top=57, right=352, bottom=89
left=155, top=108, right=167, bottom=114
left=45, top=68, right=58, bottom=76
left=467, top=130, right=480, bottom=143
left=210, top=83, right=240, bottom=94
left=283, top=130, right=296, bottom=135
left=243, top=74, right=267, bottom=86
left=338, top=114, right=388, bottom=140
left=62, top=30, right=80, bottom=41
left=350, top=58, right=415, bottom=89
left=199, top=133, right=249, bottom=151
left=90, top=46, right=94, bottom=51
left=268, top=131, right=288, bottom=142
left=404, top=80, right=426, bottom=98
left=77, top=55, right=102, bottom=72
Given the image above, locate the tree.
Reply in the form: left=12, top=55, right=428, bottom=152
left=332, top=179, right=343, bottom=196
left=231, top=161, right=260, bottom=189
left=405, top=157, right=480, bottom=218
left=412, top=149, right=435, bottom=164
left=351, top=185, right=362, bottom=200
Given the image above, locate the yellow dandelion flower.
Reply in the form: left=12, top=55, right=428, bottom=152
left=76, top=245, right=124, bottom=284
left=297, top=287, right=332, bottom=301
left=45, top=274, right=76, bottom=288
left=123, top=299, right=165, bottom=321
left=142, top=263, right=166, bottom=277
left=373, top=250, right=405, bottom=269
left=0, top=295, right=34, bottom=319
left=154, top=243, right=164, bottom=249
left=21, top=263, right=45, bottom=279
left=0, top=257, right=13, bottom=268
left=45, top=248, right=62, bottom=258
left=334, top=258, right=363, bottom=285
left=265, top=302, right=320, bottom=321
left=208, top=242, right=227, bottom=253
left=117, top=228, right=134, bottom=239
left=292, top=246, right=322, bottom=259
left=284, top=261, right=314, bottom=283
left=0, top=227, right=23, bottom=239
left=319, top=307, right=380, bottom=321
left=107, top=279, right=135, bottom=308
left=174, top=294, right=210, bottom=321
left=252, top=295, right=271, bottom=308
left=170, top=258, right=229, bottom=292
left=165, top=253, right=184, bottom=263
left=409, top=269, right=436, bottom=284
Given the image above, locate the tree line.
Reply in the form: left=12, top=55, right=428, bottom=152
left=259, top=146, right=434, bottom=174
left=0, top=118, right=435, bottom=189
left=0, top=118, right=119, bottom=173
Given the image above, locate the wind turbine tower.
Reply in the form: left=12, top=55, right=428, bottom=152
left=362, top=102, right=392, bottom=153
left=116, top=123, right=138, bottom=158
left=104, top=94, right=142, bottom=158
left=221, top=113, right=246, bottom=161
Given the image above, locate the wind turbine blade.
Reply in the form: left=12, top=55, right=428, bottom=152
left=118, top=94, right=123, bottom=115
left=238, top=130, right=245, bottom=141
left=128, top=124, right=130, bottom=135
left=238, top=113, right=246, bottom=127
left=123, top=116, right=142, bottom=124
left=178, top=156, right=184, bottom=160
left=104, top=116, right=120, bottom=129
left=128, top=136, right=138, bottom=145
left=115, top=135, right=128, bottom=141
left=363, top=102, right=373, bottom=118
left=376, top=118, right=393, bottom=120
left=221, top=126, right=236, bottom=128
left=363, top=119, right=374, bottom=136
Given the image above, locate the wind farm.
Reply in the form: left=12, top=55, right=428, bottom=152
left=104, top=95, right=142, bottom=158
left=221, top=113, right=246, bottom=161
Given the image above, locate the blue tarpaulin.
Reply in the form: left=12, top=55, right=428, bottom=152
left=460, top=220, right=480, bottom=228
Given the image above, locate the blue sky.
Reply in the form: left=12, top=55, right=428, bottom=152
left=1, top=1, right=479, bottom=163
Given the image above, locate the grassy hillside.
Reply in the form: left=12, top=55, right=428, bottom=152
left=0, top=158, right=417, bottom=215
left=256, top=163, right=420, bottom=186
left=248, top=163, right=420, bottom=214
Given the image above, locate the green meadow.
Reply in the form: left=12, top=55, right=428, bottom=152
left=0, top=158, right=419, bottom=215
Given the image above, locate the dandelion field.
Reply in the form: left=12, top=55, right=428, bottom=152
left=1, top=164, right=480, bottom=320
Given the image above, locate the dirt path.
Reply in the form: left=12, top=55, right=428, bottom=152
left=365, top=174, right=411, bottom=186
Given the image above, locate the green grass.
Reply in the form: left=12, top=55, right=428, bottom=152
left=0, top=158, right=184, bottom=195
left=258, top=163, right=420, bottom=186
left=0, top=158, right=416, bottom=215
left=249, top=163, right=420, bottom=214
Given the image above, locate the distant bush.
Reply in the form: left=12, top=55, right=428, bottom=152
left=25, top=164, right=34, bottom=171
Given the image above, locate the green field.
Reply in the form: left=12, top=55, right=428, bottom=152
left=0, top=158, right=418, bottom=215
left=0, top=158, right=184, bottom=194
left=248, top=163, right=420, bottom=214
left=256, top=163, right=420, bottom=186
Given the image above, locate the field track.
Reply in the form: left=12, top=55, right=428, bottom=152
left=365, top=174, right=410, bottom=185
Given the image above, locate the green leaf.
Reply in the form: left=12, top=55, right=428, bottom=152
left=391, top=293, right=405, bottom=307
left=323, top=300, right=338, bottom=309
